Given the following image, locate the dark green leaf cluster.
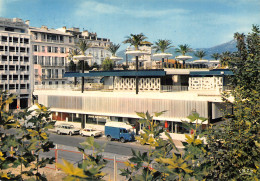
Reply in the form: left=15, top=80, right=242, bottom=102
left=204, top=25, right=260, bottom=180
left=58, top=136, right=107, bottom=181
left=0, top=92, right=55, bottom=180
left=101, top=57, right=114, bottom=71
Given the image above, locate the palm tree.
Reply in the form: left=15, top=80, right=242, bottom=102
left=153, top=39, right=173, bottom=53
left=123, top=33, right=147, bottom=50
left=220, top=51, right=231, bottom=67
left=68, top=49, right=80, bottom=85
left=76, top=39, right=91, bottom=93
left=234, top=32, right=247, bottom=60
left=77, top=39, right=91, bottom=55
left=153, top=39, right=174, bottom=68
left=175, top=44, right=193, bottom=56
left=107, top=43, right=120, bottom=56
left=211, top=53, right=221, bottom=60
left=194, top=50, right=206, bottom=60
left=123, top=33, right=147, bottom=94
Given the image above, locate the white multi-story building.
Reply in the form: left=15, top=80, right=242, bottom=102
left=29, top=25, right=75, bottom=86
left=0, top=17, right=32, bottom=109
left=57, top=27, right=112, bottom=65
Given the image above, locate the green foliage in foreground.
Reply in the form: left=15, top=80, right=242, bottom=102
left=120, top=111, right=207, bottom=181
left=204, top=25, right=260, bottom=180
left=57, top=136, right=107, bottom=181
left=0, top=91, right=55, bottom=180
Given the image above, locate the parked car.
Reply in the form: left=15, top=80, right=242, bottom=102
left=80, top=128, right=102, bottom=137
left=55, top=124, right=80, bottom=136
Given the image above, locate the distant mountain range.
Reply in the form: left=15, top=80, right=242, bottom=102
left=116, top=40, right=237, bottom=62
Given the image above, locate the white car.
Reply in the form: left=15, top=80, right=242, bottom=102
left=80, top=128, right=102, bottom=137
left=55, top=124, right=80, bottom=136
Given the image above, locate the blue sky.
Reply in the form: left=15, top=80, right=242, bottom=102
left=1, top=0, right=259, bottom=50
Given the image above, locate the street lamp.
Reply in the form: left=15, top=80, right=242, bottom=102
left=125, top=49, right=148, bottom=94
left=73, top=54, right=93, bottom=93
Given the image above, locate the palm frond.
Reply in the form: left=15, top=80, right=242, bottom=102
left=153, top=39, right=174, bottom=53
left=123, top=33, right=147, bottom=50
left=194, top=50, right=206, bottom=59
left=107, top=43, right=121, bottom=56
left=175, top=44, right=193, bottom=55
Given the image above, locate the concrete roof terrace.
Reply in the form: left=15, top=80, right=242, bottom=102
left=64, top=69, right=233, bottom=78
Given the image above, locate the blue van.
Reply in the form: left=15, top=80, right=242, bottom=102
left=105, top=122, right=135, bottom=143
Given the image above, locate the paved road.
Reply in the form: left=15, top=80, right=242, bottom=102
left=49, top=132, right=151, bottom=157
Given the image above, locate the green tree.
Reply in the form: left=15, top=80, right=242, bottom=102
left=101, top=58, right=113, bottom=71
left=107, top=43, right=120, bottom=56
left=68, top=60, right=76, bottom=72
left=220, top=51, right=232, bottom=67
left=211, top=52, right=221, bottom=60
left=77, top=40, right=91, bottom=56
left=123, top=33, right=147, bottom=50
left=0, top=92, right=55, bottom=180
left=175, top=44, right=193, bottom=56
left=121, top=111, right=208, bottom=181
left=58, top=136, right=107, bottom=181
left=204, top=25, right=260, bottom=180
left=153, top=39, right=173, bottom=53
left=194, top=50, right=206, bottom=60
left=153, top=39, right=174, bottom=68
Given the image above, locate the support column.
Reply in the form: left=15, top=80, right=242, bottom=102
left=135, top=56, right=139, bottom=94
left=81, top=60, right=85, bottom=93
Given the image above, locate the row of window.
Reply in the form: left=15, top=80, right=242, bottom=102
left=41, top=69, right=65, bottom=79
left=0, top=46, right=30, bottom=53
left=34, top=33, right=70, bottom=43
left=0, top=36, right=29, bottom=44
left=0, top=84, right=30, bottom=90
left=33, top=45, right=67, bottom=53
left=0, top=74, right=29, bottom=80
left=41, top=81, right=66, bottom=85
left=0, top=55, right=29, bottom=62
left=0, top=65, right=30, bottom=71
left=33, top=56, right=66, bottom=66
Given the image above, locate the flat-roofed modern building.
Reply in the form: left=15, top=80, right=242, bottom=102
left=0, top=17, right=32, bottom=109
left=34, top=69, right=233, bottom=141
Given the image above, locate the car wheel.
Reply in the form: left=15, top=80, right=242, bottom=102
left=69, top=132, right=73, bottom=136
left=91, top=134, right=94, bottom=137
left=107, top=135, right=112, bottom=141
left=120, top=137, right=125, bottom=143
left=81, top=133, right=84, bottom=137
left=57, top=131, right=60, bottom=135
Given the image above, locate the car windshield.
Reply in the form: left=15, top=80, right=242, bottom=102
left=128, top=128, right=134, bottom=133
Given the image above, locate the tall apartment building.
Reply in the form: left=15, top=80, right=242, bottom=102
left=0, top=17, right=32, bottom=109
left=57, top=27, right=112, bottom=65
left=29, top=25, right=75, bottom=86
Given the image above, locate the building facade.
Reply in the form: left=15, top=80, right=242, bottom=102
left=57, top=27, right=112, bottom=65
left=0, top=17, right=32, bottom=109
left=34, top=69, right=233, bottom=141
left=29, top=25, right=75, bottom=86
